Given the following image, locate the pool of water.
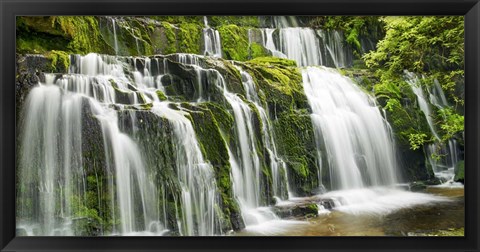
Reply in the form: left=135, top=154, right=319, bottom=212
left=234, top=186, right=464, bottom=236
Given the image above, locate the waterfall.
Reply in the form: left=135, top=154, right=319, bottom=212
left=262, top=27, right=323, bottom=67
left=317, top=30, right=348, bottom=68
left=151, top=102, right=221, bottom=236
left=404, top=71, right=461, bottom=184
left=17, top=53, right=226, bottom=236
left=17, top=79, right=80, bottom=236
left=261, top=16, right=350, bottom=68
left=236, top=67, right=290, bottom=200
left=302, top=67, right=399, bottom=190
left=404, top=71, right=440, bottom=140
left=112, top=18, right=119, bottom=55
left=202, top=17, right=222, bottom=57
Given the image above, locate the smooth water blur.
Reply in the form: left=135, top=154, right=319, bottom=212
left=234, top=187, right=463, bottom=236
left=302, top=67, right=399, bottom=190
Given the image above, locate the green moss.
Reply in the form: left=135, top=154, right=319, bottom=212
left=249, top=42, right=270, bottom=59
left=156, top=90, right=168, bottom=101
left=46, top=50, right=70, bottom=72
left=208, top=16, right=260, bottom=28
left=178, top=23, right=201, bottom=54
left=17, top=16, right=113, bottom=55
left=16, top=17, right=70, bottom=54
left=160, top=22, right=177, bottom=54
left=53, top=16, right=111, bottom=54
left=248, top=56, right=298, bottom=67
left=306, top=203, right=319, bottom=213
left=217, top=24, right=250, bottom=61
left=273, top=110, right=319, bottom=195
left=180, top=103, right=240, bottom=230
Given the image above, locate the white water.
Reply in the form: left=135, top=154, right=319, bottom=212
left=112, top=18, right=119, bottom=55
left=202, top=17, right=222, bottom=57
left=236, top=67, right=290, bottom=199
left=262, top=17, right=349, bottom=68
left=404, top=71, right=440, bottom=140
left=404, top=71, right=462, bottom=185
left=17, top=53, right=225, bottom=236
left=318, top=187, right=450, bottom=216
left=302, top=67, right=399, bottom=190
left=151, top=102, right=221, bottom=236
left=262, top=26, right=321, bottom=67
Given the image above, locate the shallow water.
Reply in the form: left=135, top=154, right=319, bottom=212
left=234, top=187, right=464, bottom=236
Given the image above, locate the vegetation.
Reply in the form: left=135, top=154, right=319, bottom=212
left=362, top=16, right=464, bottom=150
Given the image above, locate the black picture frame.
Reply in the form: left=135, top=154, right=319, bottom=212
left=1, top=0, right=479, bottom=251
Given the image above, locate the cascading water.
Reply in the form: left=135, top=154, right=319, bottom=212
left=151, top=102, right=221, bottom=236
left=17, top=53, right=226, bottom=236
left=404, top=71, right=440, bottom=140
left=302, top=67, right=399, bottom=190
left=235, top=67, right=290, bottom=200
left=211, top=72, right=264, bottom=217
left=202, top=17, right=222, bottom=57
left=261, top=16, right=350, bottom=68
left=111, top=18, right=119, bottom=55
left=404, top=71, right=462, bottom=185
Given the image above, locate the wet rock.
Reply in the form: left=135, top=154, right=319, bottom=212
left=273, top=202, right=319, bottom=219
left=454, top=160, right=464, bottom=183
left=409, top=181, right=427, bottom=192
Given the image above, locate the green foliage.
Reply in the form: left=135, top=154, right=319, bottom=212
left=408, top=133, right=428, bottom=150
left=437, top=108, right=464, bottom=141
left=364, top=16, right=464, bottom=73
left=363, top=16, right=464, bottom=149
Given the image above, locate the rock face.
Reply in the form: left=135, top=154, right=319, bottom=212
left=15, top=54, right=50, bottom=114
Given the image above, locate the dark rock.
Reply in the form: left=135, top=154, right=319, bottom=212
left=454, top=160, right=464, bottom=183
left=273, top=202, right=319, bottom=219
left=80, top=97, right=106, bottom=175
left=16, top=54, right=52, bottom=116
left=409, top=181, right=427, bottom=192
left=230, top=208, right=245, bottom=231
left=319, top=199, right=335, bottom=210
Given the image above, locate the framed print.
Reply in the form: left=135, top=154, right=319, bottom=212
left=1, top=0, right=479, bottom=251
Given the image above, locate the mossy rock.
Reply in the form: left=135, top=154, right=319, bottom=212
left=454, top=160, right=464, bottom=183
left=46, top=50, right=70, bottom=73
left=273, top=110, right=319, bottom=196
left=217, top=24, right=250, bottom=61
left=409, top=181, right=427, bottom=192
left=182, top=103, right=245, bottom=231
